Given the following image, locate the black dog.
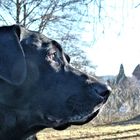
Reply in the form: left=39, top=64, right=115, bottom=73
left=0, top=25, right=111, bottom=140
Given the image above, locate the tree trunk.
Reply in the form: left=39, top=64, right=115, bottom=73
left=16, top=0, right=21, bottom=24
left=23, top=0, right=27, bottom=26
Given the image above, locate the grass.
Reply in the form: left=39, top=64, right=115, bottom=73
left=36, top=123, right=140, bottom=140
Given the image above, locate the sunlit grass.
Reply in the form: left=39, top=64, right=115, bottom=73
left=36, top=123, right=140, bottom=140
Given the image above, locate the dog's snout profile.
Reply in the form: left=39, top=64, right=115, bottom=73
left=91, top=82, right=111, bottom=97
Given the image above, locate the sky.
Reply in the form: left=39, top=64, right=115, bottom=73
left=82, top=1, right=140, bottom=76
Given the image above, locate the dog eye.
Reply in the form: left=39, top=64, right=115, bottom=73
left=45, top=49, right=63, bottom=66
left=47, top=52, right=57, bottom=60
left=45, top=52, right=57, bottom=62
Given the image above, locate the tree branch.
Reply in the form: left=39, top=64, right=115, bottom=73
left=135, top=3, right=140, bottom=8
left=0, top=15, right=8, bottom=25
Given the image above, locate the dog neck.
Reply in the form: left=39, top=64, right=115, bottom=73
left=0, top=102, right=46, bottom=140
left=0, top=103, right=30, bottom=140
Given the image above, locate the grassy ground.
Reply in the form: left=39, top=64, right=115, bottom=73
left=36, top=121, right=140, bottom=140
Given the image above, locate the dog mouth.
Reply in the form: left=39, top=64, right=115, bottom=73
left=26, top=94, right=110, bottom=133
left=53, top=103, right=103, bottom=130
left=53, top=109, right=100, bottom=130
left=53, top=92, right=110, bottom=130
left=69, top=108, right=100, bottom=124
left=26, top=104, right=103, bottom=135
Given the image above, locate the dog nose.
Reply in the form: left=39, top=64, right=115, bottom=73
left=91, top=82, right=111, bottom=98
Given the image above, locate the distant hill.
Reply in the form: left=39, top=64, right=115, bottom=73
left=116, top=64, right=127, bottom=84
left=99, top=75, right=115, bottom=84
left=132, top=64, right=140, bottom=80
left=98, top=64, right=140, bottom=87
left=99, top=64, right=127, bottom=86
left=95, top=64, right=140, bottom=124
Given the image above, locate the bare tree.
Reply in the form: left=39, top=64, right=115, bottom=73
left=0, top=0, right=92, bottom=32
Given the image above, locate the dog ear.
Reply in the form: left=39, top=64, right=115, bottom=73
left=0, top=25, right=26, bottom=85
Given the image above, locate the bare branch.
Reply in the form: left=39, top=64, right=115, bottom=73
left=2, top=4, right=16, bottom=21
left=38, top=1, right=58, bottom=32
left=20, top=0, right=43, bottom=24
left=135, top=3, right=140, bottom=8
left=0, top=15, right=8, bottom=25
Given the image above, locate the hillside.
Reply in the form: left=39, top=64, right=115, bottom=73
left=133, top=64, right=140, bottom=80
